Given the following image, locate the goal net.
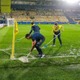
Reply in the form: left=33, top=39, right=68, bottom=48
left=7, top=18, right=14, bottom=27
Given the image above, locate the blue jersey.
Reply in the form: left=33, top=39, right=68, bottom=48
left=29, top=25, right=40, bottom=34
left=31, top=33, right=45, bottom=42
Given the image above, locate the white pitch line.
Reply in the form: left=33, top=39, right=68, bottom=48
left=0, top=49, right=10, bottom=55
left=1, top=55, right=80, bottom=63
left=47, top=55, right=80, bottom=59
left=0, top=48, right=11, bottom=51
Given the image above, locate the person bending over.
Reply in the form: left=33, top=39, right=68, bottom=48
left=25, top=33, right=45, bottom=58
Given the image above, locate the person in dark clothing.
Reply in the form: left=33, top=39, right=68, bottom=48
left=29, top=22, right=40, bottom=35
left=25, top=33, right=45, bottom=58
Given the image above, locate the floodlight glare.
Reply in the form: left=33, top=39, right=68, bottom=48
left=79, top=3, right=80, bottom=5
left=63, top=0, right=79, bottom=4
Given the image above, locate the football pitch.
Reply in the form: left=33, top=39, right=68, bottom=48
left=0, top=24, right=80, bottom=80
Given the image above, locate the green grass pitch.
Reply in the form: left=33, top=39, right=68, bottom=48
left=0, top=24, right=80, bottom=80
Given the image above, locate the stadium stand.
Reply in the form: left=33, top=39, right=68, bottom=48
left=0, top=0, right=80, bottom=24
left=10, top=10, right=69, bottom=23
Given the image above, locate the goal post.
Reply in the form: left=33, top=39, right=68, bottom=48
left=7, top=18, right=14, bottom=27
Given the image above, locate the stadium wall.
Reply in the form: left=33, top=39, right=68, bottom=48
left=17, top=21, right=76, bottom=24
